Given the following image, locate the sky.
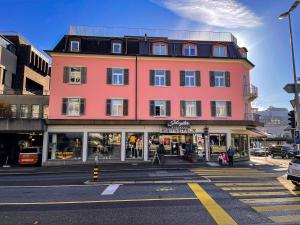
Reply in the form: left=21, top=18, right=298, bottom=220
left=1, top=0, right=299, bottom=111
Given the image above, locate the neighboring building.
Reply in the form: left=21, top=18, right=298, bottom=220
left=44, top=30, right=261, bottom=165
left=256, top=106, right=291, bottom=138
left=0, top=33, right=50, bottom=166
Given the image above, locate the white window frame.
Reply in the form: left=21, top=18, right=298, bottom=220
left=31, top=104, right=40, bottom=119
left=67, top=98, right=81, bottom=116
left=112, top=68, right=124, bottom=85
left=154, top=70, right=166, bottom=86
left=185, top=101, right=197, bottom=117
left=70, top=41, right=80, bottom=52
left=185, top=71, right=196, bottom=87
left=154, top=100, right=166, bottom=117
left=213, top=46, right=227, bottom=57
left=112, top=43, right=122, bottom=54
left=10, top=104, right=17, bottom=118
left=111, top=99, right=124, bottom=116
left=20, top=104, right=29, bottom=118
left=215, top=101, right=227, bottom=117
left=183, top=44, right=197, bottom=56
left=153, top=43, right=168, bottom=55
left=69, top=67, right=82, bottom=84
left=214, top=71, right=226, bottom=87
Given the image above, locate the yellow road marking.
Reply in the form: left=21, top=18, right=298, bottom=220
left=253, top=204, right=300, bottom=212
left=230, top=191, right=300, bottom=197
left=222, top=186, right=285, bottom=191
left=188, top=183, right=237, bottom=225
left=240, top=197, right=300, bottom=204
left=0, top=197, right=197, bottom=206
left=215, top=183, right=281, bottom=186
left=269, top=215, right=300, bottom=223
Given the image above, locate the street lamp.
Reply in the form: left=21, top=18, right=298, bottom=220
left=279, top=1, right=300, bottom=146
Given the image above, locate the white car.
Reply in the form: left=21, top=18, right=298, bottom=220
left=287, top=155, right=300, bottom=187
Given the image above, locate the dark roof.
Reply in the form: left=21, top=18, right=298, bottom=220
left=46, top=35, right=254, bottom=67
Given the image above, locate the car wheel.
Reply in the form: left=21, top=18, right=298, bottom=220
left=292, top=181, right=300, bottom=187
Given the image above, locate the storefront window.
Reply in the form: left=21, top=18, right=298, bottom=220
left=209, top=133, right=226, bottom=154
left=48, top=133, right=82, bottom=160
left=232, top=134, right=248, bottom=158
left=88, top=133, right=121, bottom=160
left=126, top=133, right=144, bottom=159
left=148, top=133, right=160, bottom=159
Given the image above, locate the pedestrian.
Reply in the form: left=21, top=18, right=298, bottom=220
left=222, top=152, right=228, bottom=165
left=218, top=153, right=223, bottom=165
left=227, top=146, right=235, bottom=167
left=157, top=143, right=165, bottom=164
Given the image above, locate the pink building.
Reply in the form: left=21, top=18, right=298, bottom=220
left=43, top=31, right=261, bottom=165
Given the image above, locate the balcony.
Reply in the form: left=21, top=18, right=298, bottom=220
left=243, top=84, right=258, bottom=101
left=244, top=112, right=261, bottom=123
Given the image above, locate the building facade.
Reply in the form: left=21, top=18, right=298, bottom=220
left=44, top=32, right=261, bottom=165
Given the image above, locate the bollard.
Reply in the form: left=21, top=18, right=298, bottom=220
left=93, top=165, right=99, bottom=182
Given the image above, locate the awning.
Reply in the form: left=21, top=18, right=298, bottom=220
left=246, top=128, right=270, bottom=138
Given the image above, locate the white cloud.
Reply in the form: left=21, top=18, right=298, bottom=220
left=152, top=0, right=262, bottom=29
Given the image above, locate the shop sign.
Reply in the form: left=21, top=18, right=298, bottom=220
left=161, top=128, right=201, bottom=134
left=167, top=120, right=191, bottom=128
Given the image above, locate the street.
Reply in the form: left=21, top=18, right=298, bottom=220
left=0, top=159, right=299, bottom=225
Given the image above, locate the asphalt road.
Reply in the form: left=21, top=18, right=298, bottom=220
left=0, top=164, right=299, bottom=225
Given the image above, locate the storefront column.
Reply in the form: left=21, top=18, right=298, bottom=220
left=143, top=132, right=148, bottom=161
left=226, top=132, right=231, bottom=150
left=121, top=131, right=126, bottom=161
left=42, top=131, right=48, bottom=165
left=82, top=132, right=88, bottom=163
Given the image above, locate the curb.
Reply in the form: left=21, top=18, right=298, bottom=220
left=84, top=179, right=211, bottom=185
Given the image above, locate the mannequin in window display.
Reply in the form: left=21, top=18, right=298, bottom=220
left=136, top=138, right=143, bottom=158
left=129, top=135, right=137, bottom=158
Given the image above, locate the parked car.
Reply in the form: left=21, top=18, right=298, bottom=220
left=18, top=147, right=42, bottom=166
left=252, top=147, right=269, bottom=157
left=287, top=155, right=300, bottom=187
left=269, top=145, right=297, bottom=159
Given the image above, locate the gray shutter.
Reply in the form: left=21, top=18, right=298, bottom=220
left=196, top=101, right=201, bottom=116
left=166, top=70, right=171, bottom=86
left=150, top=70, right=155, bottom=85
left=226, top=101, right=232, bottom=117
left=63, top=67, right=69, bottom=83
left=80, top=98, right=85, bottom=115
left=180, top=71, right=185, bottom=86
left=211, top=101, right=216, bottom=117
left=166, top=101, right=171, bottom=116
left=195, top=71, right=201, bottom=86
left=150, top=100, right=155, bottom=116
left=106, top=99, right=111, bottom=115
left=210, top=71, right=215, bottom=87
left=124, top=69, right=129, bottom=85
left=123, top=99, right=128, bottom=116
left=180, top=101, right=186, bottom=117
left=81, top=67, right=87, bottom=84
left=62, top=98, right=68, bottom=115
left=107, top=68, right=112, bottom=84
left=225, top=71, right=230, bottom=87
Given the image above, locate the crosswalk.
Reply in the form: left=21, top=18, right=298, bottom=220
left=191, top=167, right=300, bottom=224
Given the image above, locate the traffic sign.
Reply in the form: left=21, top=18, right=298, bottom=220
left=283, top=83, right=300, bottom=93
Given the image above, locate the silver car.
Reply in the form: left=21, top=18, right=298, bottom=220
left=287, top=155, right=300, bottom=187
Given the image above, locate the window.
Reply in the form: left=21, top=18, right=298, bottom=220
left=112, top=68, right=124, bottom=85
left=10, top=104, right=17, bottom=118
left=69, top=67, right=81, bottom=84
left=31, top=105, right=40, bottom=118
left=215, top=101, right=227, bottom=117
left=43, top=105, right=49, bottom=119
left=67, top=98, right=81, bottom=116
left=153, top=43, right=168, bottom=55
left=20, top=105, right=29, bottom=118
left=154, top=100, right=166, bottom=116
left=209, top=133, right=227, bottom=154
left=2, top=69, right=6, bottom=85
left=214, top=71, right=226, bottom=87
left=112, top=43, right=122, bottom=54
left=213, top=46, right=227, bottom=57
left=70, top=41, right=79, bottom=52
left=185, top=71, right=196, bottom=86
left=185, top=101, right=197, bottom=117
left=111, top=99, right=123, bottom=116
left=183, top=44, right=197, bottom=56
left=154, top=70, right=166, bottom=86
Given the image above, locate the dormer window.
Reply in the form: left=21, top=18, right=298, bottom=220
left=183, top=44, right=197, bottom=56
left=70, top=41, right=80, bottom=52
left=153, top=43, right=168, bottom=55
left=112, top=42, right=122, bottom=54
left=213, top=45, right=227, bottom=57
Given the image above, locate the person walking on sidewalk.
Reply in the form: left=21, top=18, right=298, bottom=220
left=227, top=146, right=235, bottom=167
